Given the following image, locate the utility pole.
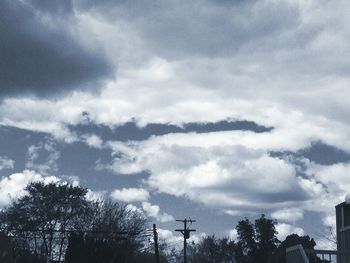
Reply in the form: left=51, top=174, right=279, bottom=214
left=153, top=224, right=160, bottom=263
left=175, top=218, right=196, bottom=263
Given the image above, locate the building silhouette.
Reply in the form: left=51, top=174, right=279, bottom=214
left=287, top=201, right=350, bottom=263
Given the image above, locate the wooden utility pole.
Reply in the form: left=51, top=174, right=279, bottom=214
left=175, top=218, right=196, bottom=263
left=153, top=224, right=160, bottom=263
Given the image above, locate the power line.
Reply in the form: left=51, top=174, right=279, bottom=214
left=0, top=227, right=151, bottom=243
left=175, top=218, right=196, bottom=263
left=0, top=227, right=140, bottom=236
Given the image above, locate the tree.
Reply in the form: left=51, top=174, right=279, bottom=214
left=272, top=234, right=318, bottom=263
left=189, top=235, right=236, bottom=263
left=1, top=182, right=92, bottom=262
left=234, top=215, right=279, bottom=263
left=0, top=232, right=13, bottom=263
left=254, top=215, right=279, bottom=263
left=65, top=199, right=151, bottom=263
left=235, top=218, right=257, bottom=263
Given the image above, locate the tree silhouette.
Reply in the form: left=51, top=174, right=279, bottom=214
left=1, top=182, right=92, bottom=262
left=65, top=199, right=150, bottom=263
left=255, top=215, right=279, bottom=263
left=235, top=217, right=257, bottom=263
left=0, top=232, right=13, bottom=263
left=189, top=235, right=236, bottom=263
left=272, top=234, right=320, bottom=263
left=234, top=215, right=279, bottom=263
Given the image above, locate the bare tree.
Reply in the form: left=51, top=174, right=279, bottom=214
left=315, top=226, right=337, bottom=250
left=65, top=198, right=149, bottom=263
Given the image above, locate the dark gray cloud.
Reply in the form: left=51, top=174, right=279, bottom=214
left=26, top=0, right=74, bottom=14
left=70, top=119, right=272, bottom=142
left=271, top=141, right=350, bottom=166
left=300, top=142, right=350, bottom=165
left=0, top=0, right=113, bottom=97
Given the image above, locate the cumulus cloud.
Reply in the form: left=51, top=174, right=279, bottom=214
left=105, top=134, right=310, bottom=213
left=313, top=163, right=350, bottom=194
left=141, top=202, right=174, bottom=223
left=81, top=134, right=104, bottom=148
left=125, top=203, right=144, bottom=214
left=103, top=129, right=350, bottom=234
left=157, top=228, right=182, bottom=246
left=157, top=228, right=206, bottom=248
left=0, top=170, right=59, bottom=207
left=226, top=229, right=238, bottom=241
left=0, top=0, right=350, bottom=243
left=97, top=122, right=350, bottom=232
left=124, top=202, right=174, bottom=223
left=110, top=188, right=150, bottom=202
left=0, top=0, right=349, bottom=150
left=293, top=161, right=350, bottom=228
left=86, top=189, right=106, bottom=202
left=276, top=223, right=305, bottom=241
left=271, top=208, right=304, bottom=223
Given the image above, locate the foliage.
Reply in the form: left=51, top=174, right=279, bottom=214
left=0, top=182, right=92, bottom=262
left=235, top=217, right=256, bottom=263
left=0, top=182, right=155, bottom=263
left=189, top=235, right=236, bottom=263
left=254, top=215, right=279, bottom=263
left=167, top=215, right=278, bottom=263
left=272, top=234, right=318, bottom=263
left=65, top=199, right=150, bottom=263
left=0, top=181, right=328, bottom=263
left=235, top=215, right=279, bottom=263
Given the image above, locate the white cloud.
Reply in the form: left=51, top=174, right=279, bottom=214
left=26, top=142, right=60, bottom=175
left=0, top=156, right=14, bottom=171
left=0, top=1, right=349, bottom=156
left=316, top=238, right=337, bottom=251
left=271, top=208, right=304, bottom=223
left=276, top=223, right=305, bottom=241
left=0, top=170, right=59, bottom=207
left=226, top=229, right=238, bottom=241
left=103, top=131, right=350, bottom=232
left=110, top=187, right=150, bottom=202
left=124, top=202, right=174, bottom=223
left=313, top=163, right=350, bottom=194
left=106, top=135, right=306, bottom=213
left=158, top=228, right=182, bottom=245
left=158, top=228, right=206, bottom=248
left=125, top=203, right=144, bottom=214
left=0, top=98, right=77, bottom=142
left=82, top=134, right=103, bottom=148
left=141, top=202, right=174, bottom=223
left=1, top=0, right=350, bottom=244
left=294, top=162, right=350, bottom=224
left=86, top=189, right=106, bottom=202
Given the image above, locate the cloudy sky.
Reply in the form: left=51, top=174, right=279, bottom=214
left=1, top=0, right=350, bottom=248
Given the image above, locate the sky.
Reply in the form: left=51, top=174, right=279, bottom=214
left=1, top=0, right=350, bottom=249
